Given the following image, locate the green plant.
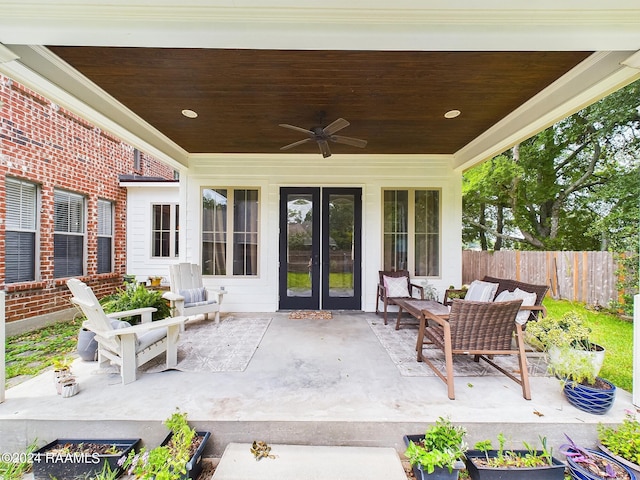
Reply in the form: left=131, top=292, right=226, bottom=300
left=405, top=417, right=467, bottom=474
left=525, top=311, right=593, bottom=351
left=0, top=440, right=38, bottom=480
left=120, top=409, right=197, bottom=480
left=525, top=311, right=601, bottom=385
left=473, top=434, right=554, bottom=468
left=52, top=356, right=73, bottom=371
left=446, top=285, right=468, bottom=300
left=100, top=283, right=170, bottom=323
left=598, top=412, right=640, bottom=465
left=92, top=461, right=119, bottom=480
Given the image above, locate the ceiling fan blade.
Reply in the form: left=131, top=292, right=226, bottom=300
left=330, top=135, right=368, bottom=148
left=318, top=139, right=332, bottom=158
left=323, top=118, right=349, bottom=136
left=279, top=124, right=314, bottom=136
left=280, top=138, right=313, bottom=150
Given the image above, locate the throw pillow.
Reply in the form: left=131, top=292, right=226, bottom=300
left=494, top=290, right=515, bottom=302
left=464, top=280, right=499, bottom=302
left=383, top=275, right=410, bottom=298
left=512, top=288, right=538, bottom=325
left=179, top=287, right=207, bottom=305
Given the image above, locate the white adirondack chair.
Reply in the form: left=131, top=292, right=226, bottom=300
left=163, top=263, right=224, bottom=324
left=67, top=278, right=185, bottom=384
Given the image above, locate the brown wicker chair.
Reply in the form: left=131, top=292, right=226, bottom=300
left=419, top=298, right=531, bottom=400
left=376, top=270, right=424, bottom=325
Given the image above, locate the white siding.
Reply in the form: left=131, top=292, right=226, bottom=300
left=178, top=154, right=462, bottom=313
left=123, top=182, right=179, bottom=285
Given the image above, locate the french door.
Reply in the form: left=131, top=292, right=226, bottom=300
left=279, top=187, right=362, bottom=310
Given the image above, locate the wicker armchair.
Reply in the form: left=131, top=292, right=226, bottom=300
left=375, top=270, right=424, bottom=325
left=419, top=298, right=531, bottom=400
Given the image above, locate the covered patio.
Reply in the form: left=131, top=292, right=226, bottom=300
left=1, top=0, right=640, bottom=464
left=0, top=312, right=634, bottom=457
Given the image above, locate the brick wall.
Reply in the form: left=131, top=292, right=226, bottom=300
left=0, top=74, right=176, bottom=324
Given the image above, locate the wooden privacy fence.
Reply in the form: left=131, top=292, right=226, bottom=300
left=461, top=250, right=620, bottom=307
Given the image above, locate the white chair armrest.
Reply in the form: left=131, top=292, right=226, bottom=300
left=205, top=288, right=225, bottom=304
left=101, top=316, right=186, bottom=338
left=107, top=307, right=157, bottom=324
left=162, top=291, right=184, bottom=302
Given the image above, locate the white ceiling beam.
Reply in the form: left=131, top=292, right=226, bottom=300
left=1, top=2, right=640, bottom=50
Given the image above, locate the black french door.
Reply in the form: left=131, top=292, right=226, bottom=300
left=279, top=187, right=362, bottom=310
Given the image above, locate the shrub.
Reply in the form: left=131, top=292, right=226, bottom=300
left=100, top=284, right=170, bottom=323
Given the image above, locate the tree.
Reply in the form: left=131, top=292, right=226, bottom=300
left=463, top=79, right=640, bottom=252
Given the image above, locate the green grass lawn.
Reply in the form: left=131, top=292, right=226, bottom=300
left=543, top=298, right=633, bottom=392
left=4, top=316, right=82, bottom=387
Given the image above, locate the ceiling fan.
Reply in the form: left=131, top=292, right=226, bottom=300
left=279, top=118, right=367, bottom=158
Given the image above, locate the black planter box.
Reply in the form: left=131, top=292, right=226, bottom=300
left=404, top=434, right=465, bottom=480
left=464, top=450, right=566, bottom=480
left=32, top=438, right=140, bottom=480
left=160, top=430, right=211, bottom=479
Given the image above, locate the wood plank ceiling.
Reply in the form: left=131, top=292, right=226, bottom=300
left=47, top=47, right=592, bottom=155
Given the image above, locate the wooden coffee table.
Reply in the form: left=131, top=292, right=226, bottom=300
left=393, top=298, right=450, bottom=362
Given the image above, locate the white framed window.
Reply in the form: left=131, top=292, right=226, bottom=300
left=54, top=189, right=85, bottom=278
left=151, top=204, right=179, bottom=258
left=97, top=199, right=113, bottom=273
left=5, top=177, right=38, bottom=283
left=202, top=188, right=259, bottom=276
left=383, top=189, right=440, bottom=277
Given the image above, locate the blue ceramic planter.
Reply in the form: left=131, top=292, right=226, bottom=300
left=566, top=448, right=636, bottom=480
left=563, top=377, right=616, bottom=415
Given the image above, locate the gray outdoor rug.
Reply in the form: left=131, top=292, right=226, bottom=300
left=142, top=316, right=272, bottom=373
left=367, top=318, right=549, bottom=378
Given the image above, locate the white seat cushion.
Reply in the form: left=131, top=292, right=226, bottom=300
left=383, top=275, right=410, bottom=298
left=464, top=280, right=499, bottom=302
left=136, top=328, right=167, bottom=352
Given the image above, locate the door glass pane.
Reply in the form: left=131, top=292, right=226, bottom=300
left=287, top=194, right=313, bottom=297
left=328, top=193, right=355, bottom=298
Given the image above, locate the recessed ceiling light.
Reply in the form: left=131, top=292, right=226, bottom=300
left=181, top=109, right=198, bottom=119
left=444, top=109, right=461, bottom=119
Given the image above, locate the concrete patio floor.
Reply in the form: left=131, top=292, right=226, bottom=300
left=0, top=312, right=634, bottom=458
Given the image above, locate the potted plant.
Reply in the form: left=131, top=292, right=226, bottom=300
left=404, top=416, right=467, bottom=479
left=148, top=275, right=164, bottom=287
left=561, top=434, right=636, bottom=480
left=120, top=410, right=210, bottom=480
left=525, top=311, right=605, bottom=378
left=525, top=311, right=615, bottom=414
left=52, top=356, right=75, bottom=395
left=32, top=438, right=140, bottom=480
left=464, top=433, right=565, bottom=480
left=597, top=412, right=640, bottom=475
